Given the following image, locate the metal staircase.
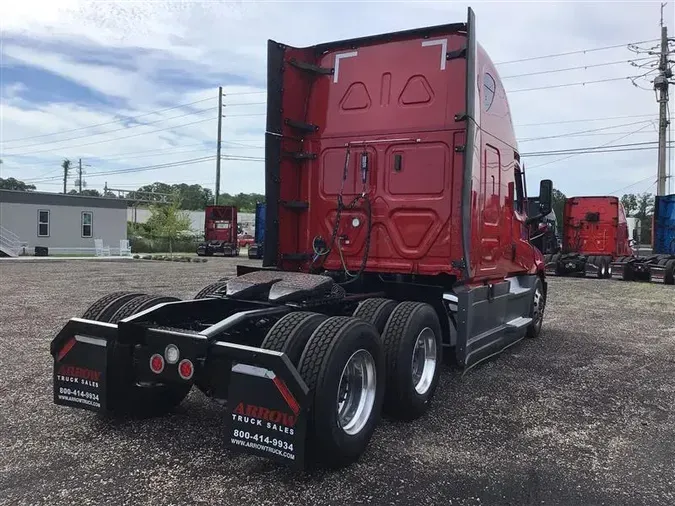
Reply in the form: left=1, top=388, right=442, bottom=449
left=0, top=225, right=23, bottom=257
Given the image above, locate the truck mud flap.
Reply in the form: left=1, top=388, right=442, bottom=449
left=216, top=343, right=308, bottom=469
left=52, top=323, right=113, bottom=413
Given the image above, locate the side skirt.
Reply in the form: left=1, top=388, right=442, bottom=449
left=454, top=274, right=537, bottom=370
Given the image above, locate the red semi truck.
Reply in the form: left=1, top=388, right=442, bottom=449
left=50, top=8, right=553, bottom=470
left=544, top=196, right=633, bottom=278
left=196, top=205, right=240, bottom=257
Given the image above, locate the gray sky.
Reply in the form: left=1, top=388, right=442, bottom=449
left=0, top=0, right=673, bottom=198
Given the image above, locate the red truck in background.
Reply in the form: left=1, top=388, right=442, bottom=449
left=196, top=205, right=240, bottom=257
left=545, top=196, right=633, bottom=278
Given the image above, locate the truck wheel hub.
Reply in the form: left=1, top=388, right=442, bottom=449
left=336, top=349, right=377, bottom=436
left=411, top=327, right=437, bottom=395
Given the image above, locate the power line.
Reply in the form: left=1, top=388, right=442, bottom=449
left=494, top=38, right=660, bottom=65
left=501, top=57, right=653, bottom=79
left=523, top=143, right=671, bottom=157
left=25, top=156, right=217, bottom=183
left=2, top=107, right=214, bottom=152
left=508, top=75, right=649, bottom=93
left=518, top=119, right=656, bottom=142
left=608, top=175, right=656, bottom=195
left=0, top=97, right=216, bottom=145
left=8, top=116, right=217, bottom=157
left=526, top=122, right=657, bottom=169
left=515, top=113, right=658, bottom=127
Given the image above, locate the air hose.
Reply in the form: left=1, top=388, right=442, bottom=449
left=310, top=145, right=373, bottom=284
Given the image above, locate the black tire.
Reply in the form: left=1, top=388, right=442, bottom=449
left=217, top=276, right=230, bottom=282
left=595, top=257, right=607, bottom=279
left=664, top=259, right=675, bottom=285
left=260, top=311, right=328, bottom=366
left=194, top=281, right=229, bottom=299
left=109, top=294, right=180, bottom=324
left=526, top=277, right=546, bottom=338
left=297, top=316, right=385, bottom=468
left=604, top=256, right=613, bottom=278
left=82, top=291, right=145, bottom=321
left=379, top=301, right=443, bottom=421
left=352, top=298, right=398, bottom=334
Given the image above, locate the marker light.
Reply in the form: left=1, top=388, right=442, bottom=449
left=165, top=344, right=180, bottom=364
left=149, top=354, right=165, bottom=374
left=178, top=359, right=194, bottom=380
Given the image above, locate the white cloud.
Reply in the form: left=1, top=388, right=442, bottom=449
left=1, top=0, right=673, bottom=198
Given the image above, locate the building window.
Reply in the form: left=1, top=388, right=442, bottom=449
left=38, top=210, right=50, bottom=237
left=483, top=73, right=496, bottom=111
left=81, top=211, right=93, bottom=238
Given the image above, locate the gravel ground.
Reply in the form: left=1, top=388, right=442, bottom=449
left=1, top=258, right=674, bottom=506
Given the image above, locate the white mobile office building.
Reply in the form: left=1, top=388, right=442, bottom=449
left=0, top=190, right=127, bottom=256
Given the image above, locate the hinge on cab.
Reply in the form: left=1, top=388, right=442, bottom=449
left=446, top=46, right=467, bottom=61
left=451, top=258, right=466, bottom=270
left=288, top=58, right=334, bottom=76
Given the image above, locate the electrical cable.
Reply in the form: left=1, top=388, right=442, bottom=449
left=501, top=57, right=653, bottom=79
left=518, top=119, right=655, bottom=142
left=9, top=116, right=217, bottom=157
left=608, top=175, right=656, bottom=195
left=3, top=107, right=215, bottom=152
left=515, top=113, right=657, bottom=127
left=0, top=96, right=216, bottom=144
left=25, top=156, right=216, bottom=183
left=526, top=122, right=657, bottom=169
left=522, top=140, right=669, bottom=156
left=508, top=75, right=649, bottom=93
left=493, top=38, right=660, bottom=65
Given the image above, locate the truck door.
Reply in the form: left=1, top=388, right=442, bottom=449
left=477, top=144, right=502, bottom=275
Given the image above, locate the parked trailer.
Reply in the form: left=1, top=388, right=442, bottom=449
left=545, top=196, right=632, bottom=279
left=196, top=205, right=240, bottom=257
left=248, top=202, right=266, bottom=259
left=611, top=193, right=675, bottom=284
left=50, top=9, right=554, bottom=470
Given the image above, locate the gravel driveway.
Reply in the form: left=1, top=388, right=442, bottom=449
left=1, top=258, right=673, bottom=506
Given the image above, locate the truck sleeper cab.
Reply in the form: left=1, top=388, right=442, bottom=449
left=197, top=205, right=240, bottom=257
left=50, top=8, right=554, bottom=471
left=546, top=196, right=632, bottom=279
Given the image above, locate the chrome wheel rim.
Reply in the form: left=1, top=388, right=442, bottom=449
left=411, top=327, right=437, bottom=395
left=532, top=286, right=545, bottom=328
left=337, top=349, right=377, bottom=436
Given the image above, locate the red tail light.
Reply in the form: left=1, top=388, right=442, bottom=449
left=178, top=359, right=194, bottom=380
left=149, top=354, right=165, bottom=374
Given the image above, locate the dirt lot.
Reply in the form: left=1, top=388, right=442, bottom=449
left=1, top=258, right=674, bottom=506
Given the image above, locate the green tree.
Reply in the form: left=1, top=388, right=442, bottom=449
left=61, top=158, right=73, bottom=193
left=145, top=201, right=192, bottom=256
left=551, top=188, right=566, bottom=233
left=68, top=189, right=101, bottom=197
left=621, top=193, right=639, bottom=217
left=0, top=177, right=36, bottom=191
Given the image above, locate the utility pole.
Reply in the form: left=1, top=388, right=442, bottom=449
left=78, top=158, right=83, bottom=194
left=655, top=2, right=672, bottom=196
left=215, top=86, right=223, bottom=205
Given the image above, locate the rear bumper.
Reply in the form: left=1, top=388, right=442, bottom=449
left=50, top=314, right=309, bottom=469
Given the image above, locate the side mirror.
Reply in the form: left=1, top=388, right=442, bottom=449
left=538, top=179, right=553, bottom=216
